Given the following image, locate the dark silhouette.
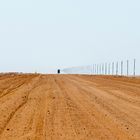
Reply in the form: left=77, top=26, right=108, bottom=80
left=57, top=69, right=60, bottom=74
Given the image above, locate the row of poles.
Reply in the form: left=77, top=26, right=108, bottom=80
left=92, top=59, right=136, bottom=76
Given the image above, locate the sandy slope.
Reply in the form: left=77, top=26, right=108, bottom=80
left=0, top=74, right=140, bottom=140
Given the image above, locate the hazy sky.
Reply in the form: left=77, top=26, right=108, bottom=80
left=0, top=0, right=140, bottom=74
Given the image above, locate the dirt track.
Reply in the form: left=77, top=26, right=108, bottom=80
left=0, top=74, right=140, bottom=140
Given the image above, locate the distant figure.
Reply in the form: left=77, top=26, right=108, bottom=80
left=57, top=69, right=60, bottom=74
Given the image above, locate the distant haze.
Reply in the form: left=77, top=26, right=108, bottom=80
left=0, top=0, right=140, bottom=74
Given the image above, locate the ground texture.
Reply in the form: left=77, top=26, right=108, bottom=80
left=0, top=74, right=140, bottom=140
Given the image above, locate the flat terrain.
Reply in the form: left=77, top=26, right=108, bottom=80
left=0, top=74, right=140, bottom=140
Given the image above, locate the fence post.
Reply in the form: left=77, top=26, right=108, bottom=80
left=112, top=62, right=114, bottom=75
left=108, top=63, right=110, bottom=75
left=116, top=62, right=118, bottom=75
left=134, top=59, right=136, bottom=77
left=96, top=64, right=97, bottom=75
left=91, top=65, right=94, bottom=75
left=105, top=63, right=107, bottom=75
left=94, top=64, right=96, bottom=75
left=99, top=64, right=100, bottom=75
left=102, top=63, right=104, bottom=75
left=98, top=64, right=99, bottom=75
left=98, top=64, right=100, bottom=75
left=100, top=64, right=101, bottom=75
left=127, top=60, right=129, bottom=76
left=121, top=61, right=123, bottom=76
left=93, top=64, right=94, bottom=74
left=93, top=65, right=94, bottom=74
left=94, top=64, right=95, bottom=74
left=97, top=64, right=98, bottom=75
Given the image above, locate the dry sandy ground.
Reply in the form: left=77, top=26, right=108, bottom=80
left=0, top=74, right=140, bottom=140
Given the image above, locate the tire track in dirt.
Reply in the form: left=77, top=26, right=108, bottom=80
left=64, top=75, right=140, bottom=140
left=67, top=75, right=140, bottom=106
left=79, top=75, right=140, bottom=96
left=0, top=74, right=139, bottom=140
left=0, top=75, right=53, bottom=140
left=49, top=76, right=77, bottom=140
left=0, top=75, right=38, bottom=98
left=56, top=75, right=135, bottom=140
left=82, top=75, right=140, bottom=107
left=0, top=75, right=41, bottom=137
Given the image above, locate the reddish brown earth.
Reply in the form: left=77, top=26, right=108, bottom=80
left=0, top=74, right=140, bottom=140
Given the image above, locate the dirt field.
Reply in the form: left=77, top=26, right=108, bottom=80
left=0, top=74, right=140, bottom=140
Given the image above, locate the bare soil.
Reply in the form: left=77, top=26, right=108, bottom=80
left=0, top=74, right=140, bottom=140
